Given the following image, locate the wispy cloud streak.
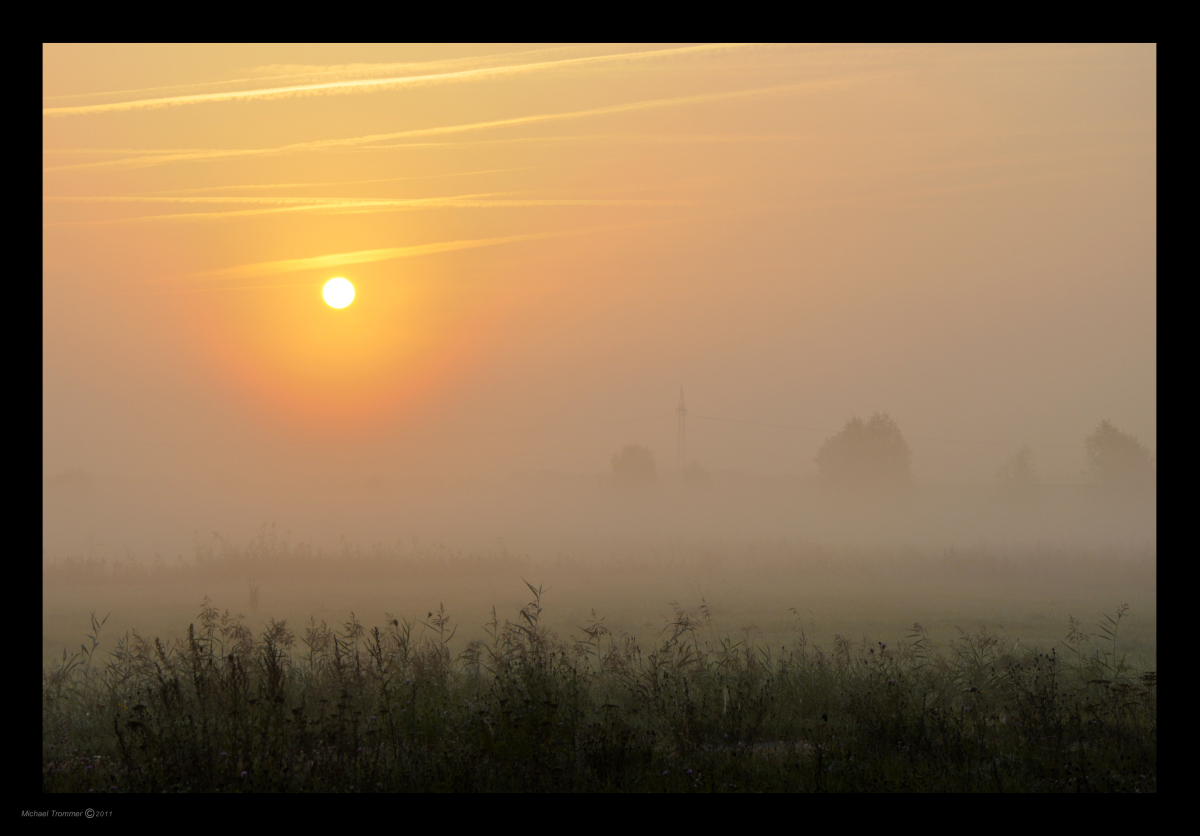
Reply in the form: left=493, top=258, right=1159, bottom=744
left=43, top=44, right=757, bottom=117
left=46, top=194, right=509, bottom=206
left=189, top=228, right=605, bottom=281
left=43, top=194, right=690, bottom=225
left=145, top=162, right=588, bottom=194
left=43, top=79, right=850, bottom=173
left=42, top=46, right=595, bottom=103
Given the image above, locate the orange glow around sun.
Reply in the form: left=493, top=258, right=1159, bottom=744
left=184, top=264, right=495, bottom=433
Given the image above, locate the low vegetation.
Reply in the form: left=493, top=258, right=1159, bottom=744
left=43, top=587, right=1155, bottom=792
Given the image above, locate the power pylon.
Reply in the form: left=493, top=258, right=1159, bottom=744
left=677, top=387, right=687, bottom=470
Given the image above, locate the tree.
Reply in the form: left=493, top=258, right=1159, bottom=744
left=1084, top=420, right=1154, bottom=496
left=611, top=444, right=656, bottom=486
left=996, top=445, right=1038, bottom=501
left=815, top=412, right=911, bottom=493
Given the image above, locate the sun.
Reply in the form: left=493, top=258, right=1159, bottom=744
left=322, top=277, right=355, bottom=309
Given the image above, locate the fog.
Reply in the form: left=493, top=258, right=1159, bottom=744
left=45, top=463, right=1155, bottom=559
left=43, top=45, right=1155, bottom=661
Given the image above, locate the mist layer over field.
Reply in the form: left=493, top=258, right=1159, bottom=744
left=43, top=482, right=1156, bottom=670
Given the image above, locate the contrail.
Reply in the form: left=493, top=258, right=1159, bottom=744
left=43, top=195, right=692, bottom=226
left=188, top=226, right=624, bottom=281
left=354, top=133, right=815, bottom=150
left=43, top=44, right=758, bottom=117
left=44, top=193, right=687, bottom=207
left=41, top=45, right=598, bottom=103
left=43, top=134, right=801, bottom=165
left=43, top=147, right=226, bottom=155
left=144, top=161, right=596, bottom=193
left=43, top=77, right=869, bottom=174
left=45, top=193, right=512, bottom=206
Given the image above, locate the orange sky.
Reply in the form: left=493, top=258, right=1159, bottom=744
left=43, top=44, right=1155, bottom=552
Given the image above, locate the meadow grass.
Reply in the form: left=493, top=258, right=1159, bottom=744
left=42, top=535, right=1159, bottom=668
left=42, top=585, right=1155, bottom=792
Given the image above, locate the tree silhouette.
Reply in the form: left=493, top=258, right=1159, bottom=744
left=815, top=412, right=911, bottom=493
left=611, top=444, right=656, bottom=486
left=1084, top=420, right=1154, bottom=496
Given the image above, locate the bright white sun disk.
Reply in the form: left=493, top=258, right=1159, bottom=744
left=323, top=277, right=355, bottom=308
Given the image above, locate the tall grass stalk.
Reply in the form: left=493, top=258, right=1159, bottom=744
left=42, top=593, right=1155, bottom=792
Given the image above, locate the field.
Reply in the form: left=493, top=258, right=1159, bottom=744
left=42, top=540, right=1156, bottom=792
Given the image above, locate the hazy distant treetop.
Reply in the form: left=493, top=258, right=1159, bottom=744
left=611, top=444, right=656, bottom=486
left=1084, top=420, right=1154, bottom=496
left=996, top=445, right=1038, bottom=501
left=815, top=412, right=911, bottom=493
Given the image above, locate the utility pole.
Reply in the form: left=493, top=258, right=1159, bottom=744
left=677, top=387, right=687, bottom=470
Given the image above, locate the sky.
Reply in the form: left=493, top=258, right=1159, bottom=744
left=43, top=44, right=1156, bottom=556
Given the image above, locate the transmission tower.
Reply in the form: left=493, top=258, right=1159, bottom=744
left=677, top=387, right=687, bottom=470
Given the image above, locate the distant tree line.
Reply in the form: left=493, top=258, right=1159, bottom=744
left=611, top=415, right=1153, bottom=499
